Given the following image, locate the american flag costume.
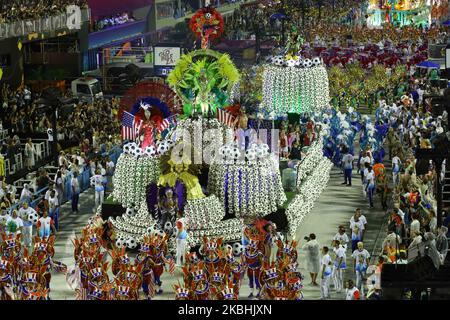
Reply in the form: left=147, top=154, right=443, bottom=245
left=121, top=111, right=143, bottom=142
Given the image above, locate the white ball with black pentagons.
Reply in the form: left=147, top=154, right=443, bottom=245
left=232, top=242, right=243, bottom=256
left=126, top=237, right=137, bottom=249
left=272, top=55, right=285, bottom=66
left=125, top=207, right=136, bottom=216
left=134, top=147, right=143, bottom=157
left=144, top=145, right=156, bottom=157
left=313, top=57, right=322, bottom=66
left=256, top=144, right=270, bottom=159
left=123, top=143, right=132, bottom=154
left=245, top=148, right=257, bottom=162
left=116, top=236, right=126, bottom=248
left=128, top=142, right=138, bottom=154
left=157, top=141, right=170, bottom=155
left=166, top=139, right=175, bottom=147
left=146, top=225, right=156, bottom=235
left=231, top=147, right=241, bottom=160
left=89, top=176, right=96, bottom=187
left=28, top=212, right=39, bottom=225
left=304, top=58, right=313, bottom=68
left=164, top=221, right=173, bottom=233
left=155, top=229, right=165, bottom=237
left=224, top=145, right=234, bottom=159
left=219, top=145, right=227, bottom=159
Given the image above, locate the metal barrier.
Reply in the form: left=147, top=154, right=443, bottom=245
left=6, top=186, right=48, bottom=214
left=32, top=139, right=51, bottom=159
left=35, top=142, right=47, bottom=161
left=2, top=151, right=24, bottom=176
left=4, top=158, right=10, bottom=176
left=14, top=153, right=23, bottom=172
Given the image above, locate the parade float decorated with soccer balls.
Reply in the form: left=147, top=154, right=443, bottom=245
left=261, top=27, right=330, bottom=116
left=108, top=7, right=287, bottom=254
left=107, top=7, right=333, bottom=256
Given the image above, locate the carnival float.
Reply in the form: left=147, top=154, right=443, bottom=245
left=261, top=27, right=330, bottom=116
left=106, top=5, right=333, bottom=251
left=67, top=6, right=333, bottom=300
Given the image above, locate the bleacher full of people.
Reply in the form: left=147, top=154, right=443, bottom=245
left=0, top=81, right=122, bottom=243
left=0, top=0, right=88, bottom=24
left=0, top=83, right=121, bottom=177
left=373, top=79, right=449, bottom=272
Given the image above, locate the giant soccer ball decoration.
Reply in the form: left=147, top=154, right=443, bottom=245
left=28, top=212, right=39, bottom=225
left=144, top=145, right=156, bottom=157
left=232, top=242, right=243, bottom=256
left=128, top=142, right=138, bottom=155
left=245, top=148, right=257, bottom=162
left=126, top=237, right=137, bottom=249
left=125, top=208, right=136, bottom=216
left=157, top=141, right=170, bottom=155
left=313, top=57, right=322, bottom=66
left=123, top=143, right=132, bottom=154
left=272, top=55, right=285, bottom=66
left=116, top=237, right=126, bottom=248
left=303, top=59, right=313, bottom=68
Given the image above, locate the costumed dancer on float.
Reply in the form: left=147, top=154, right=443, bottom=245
left=158, top=189, right=178, bottom=234
left=137, top=101, right=157, bottom=150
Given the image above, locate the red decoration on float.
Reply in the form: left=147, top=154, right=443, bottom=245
left=118, top=81, right=183, bottom=121
left=189, top=7, right=224, bottom=49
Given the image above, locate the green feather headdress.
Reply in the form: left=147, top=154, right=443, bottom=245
left=167, top=49, right=240, bottom=107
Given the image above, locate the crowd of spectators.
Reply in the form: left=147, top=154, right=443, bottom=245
left=223, top=0, right=366, bottom=40
left=0, top=82, right=122, bottom=237
left=308, top=23, right=448, bottom=46
left=0, top=94, right=121, bottom=246
left=0, top=0, right=88, bottom=24
left=0, top=148, right=117, bottom=241
left=92, top=12, right=135, bottom=32
left=1, top=83, right=121, bottom=173
left=365, top=75, right=450, bottom=281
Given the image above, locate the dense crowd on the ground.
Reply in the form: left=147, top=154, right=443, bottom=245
left=0, top=0, right=88, bottom=23
left=374, top=88, right=449, bottom=268
left=275, top=54, right=449, bottom=298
